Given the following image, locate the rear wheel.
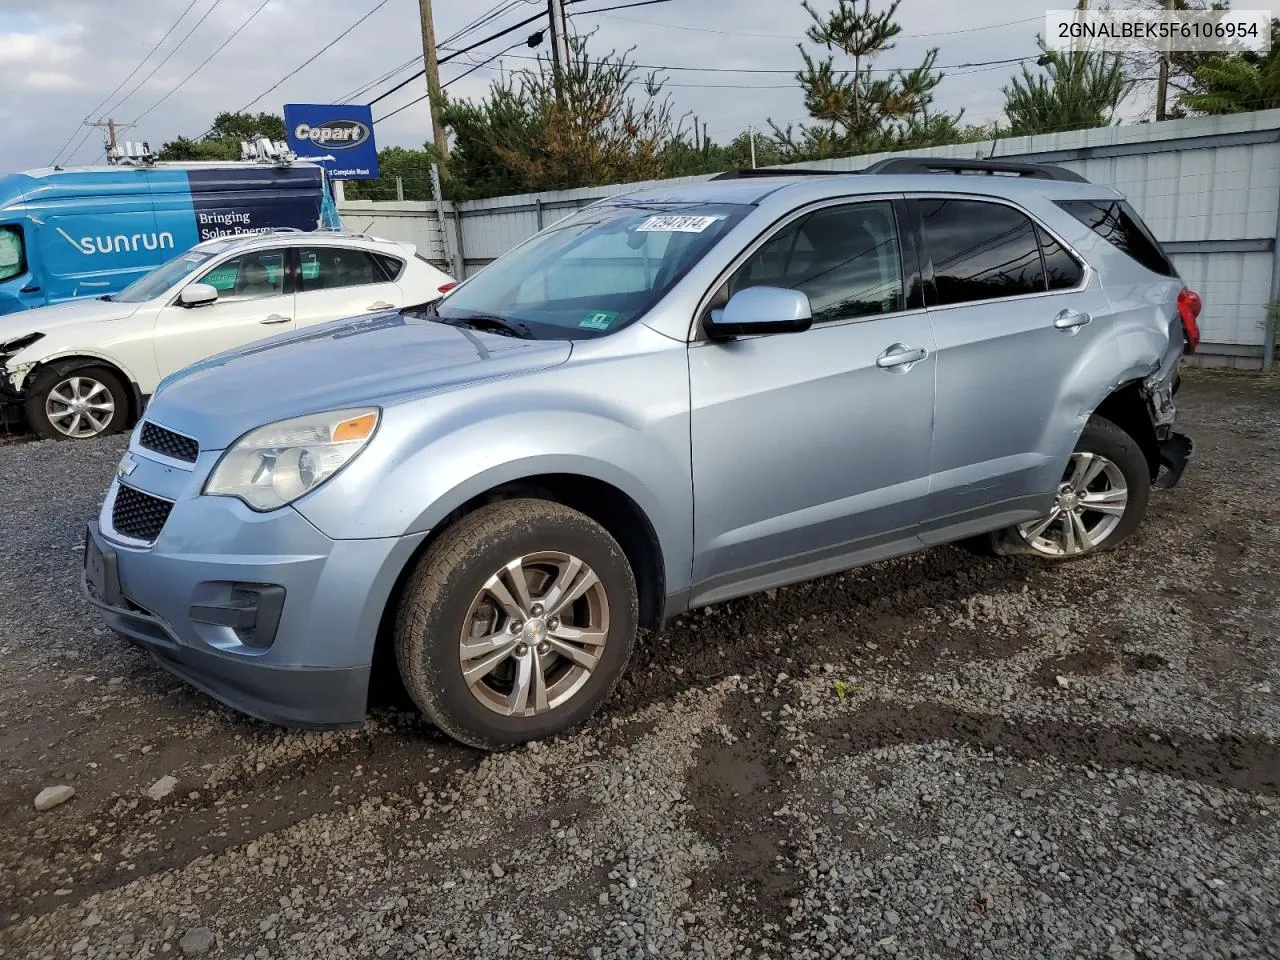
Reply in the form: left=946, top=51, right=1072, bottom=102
left=394, top=499, right=638, bottom=750
left=26, top=366, right=128, bottom=441
left=992, top=417, right=1150, bottom=560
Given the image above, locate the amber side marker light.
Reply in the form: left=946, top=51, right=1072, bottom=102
left=333, top=412, right=378, bottom=443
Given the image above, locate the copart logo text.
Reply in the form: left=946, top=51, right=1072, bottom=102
left=292, top=120, right=370, bottom=150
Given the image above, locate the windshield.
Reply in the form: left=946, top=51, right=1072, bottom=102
left=113, top=250, right=215, bottom=303
left=0, top=225, right=24, bottom=284
left=436, top=201, right=751, bottom=339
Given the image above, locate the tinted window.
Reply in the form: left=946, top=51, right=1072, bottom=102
left=0, top=225, right=25, bottom=283
left=920, top=199, right=1044, bottom=305
left=1037, top=225, right=1084, bottom=291
left=298, top=247, right=381, bottom=292
left=724, top=201, right=904, bottom=323
left=1055, top=199, right=1176, bottom=277
left=199, top=250, right=286, bottom=301
left=372, top=252, right=404, bottom=281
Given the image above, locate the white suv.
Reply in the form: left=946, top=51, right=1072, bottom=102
left=0, top=230, right=455, bottom=439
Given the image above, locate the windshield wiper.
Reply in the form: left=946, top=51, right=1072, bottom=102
left=443, top=314, right=536, bottom=340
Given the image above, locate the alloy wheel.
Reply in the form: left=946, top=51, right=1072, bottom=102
left=458, top=551, right=610, bottom=717
left=1017, top=452, right=1129, bottom=557
left=45, top=375, right=116, bottom=439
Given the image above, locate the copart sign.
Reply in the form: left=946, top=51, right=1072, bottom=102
left=284, top=103, right=380, bottom=180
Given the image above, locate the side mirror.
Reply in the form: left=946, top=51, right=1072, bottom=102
left=179, top=283, right=218, bottom=308
left=704, top=286, right=813, bottom=339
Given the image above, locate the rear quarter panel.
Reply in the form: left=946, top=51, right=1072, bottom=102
left=1017, top=193, right=1180, bottom=480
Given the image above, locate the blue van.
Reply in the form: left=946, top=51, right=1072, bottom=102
left=0, top=162, right=340, bottom=315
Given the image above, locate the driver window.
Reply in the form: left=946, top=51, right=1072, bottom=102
left=715, top=201, right=904, bottom=323
left=198, top=250, right=286, bottom=301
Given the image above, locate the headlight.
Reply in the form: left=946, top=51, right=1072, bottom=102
left=204, top=408, right=380, bottom=511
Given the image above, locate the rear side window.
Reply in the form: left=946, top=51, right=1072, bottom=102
left=298, top=247, right=383, bottom=292
left=0, top=225, right=25, bottom=283
left=1055, top=199, right=1176, bottom=278
left=1037, top=225, right=1085, bottom=291
left=372, top=252, right=404, bottom=281
left=919, top=199, right=1045, bottom=305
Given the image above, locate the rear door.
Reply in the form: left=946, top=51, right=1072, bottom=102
left=152, top=247, right=294, bottom=379
left=291, top=245, right=404, bottom=328
left=912, top=195, right=1112, bottom=539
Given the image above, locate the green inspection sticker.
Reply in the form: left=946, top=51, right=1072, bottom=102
left=579, top=310, right=619, bottom=331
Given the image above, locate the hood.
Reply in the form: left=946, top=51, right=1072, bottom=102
left=0, top=297, right=140, bottom=344
left=145, top=311, right=573, bottom=450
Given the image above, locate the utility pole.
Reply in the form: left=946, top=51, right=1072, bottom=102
left=417, top=0, right=450, bottom=172
left=547, top=0, right=571, bottom=99
left=1156, top=0, right=1174, bottom=121
left=548, top=0, right=571, bottom=69
left=749, top=126, right=757, bottom=169
left=86, top=118, right=135, bottom=158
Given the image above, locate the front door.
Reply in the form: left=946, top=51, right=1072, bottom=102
left=689, top=199, right=936, bottom=601
left=153, top=247, right=294, bottom=383
left=912, top=197, right=1113, bottom=539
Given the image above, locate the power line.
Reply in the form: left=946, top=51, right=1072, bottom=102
left=375, top=38, right=529, bottom=124
left=471, top=51, right=1033, bottom=76
left=231, top=0, right=396, bottom=117
left=363, top=0, right=668, bottom=107
left=583, top=11, right=1041, bottom=40
left=49, top=0, right=203, bottom=165
left=133, top=0, right=271, bottom=125
left=339, top=55, right=421, bottom=104
left=105, top=0, right=228, bottom=119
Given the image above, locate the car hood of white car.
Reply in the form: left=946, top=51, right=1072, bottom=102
left=144, top=310, right=574, bottom=450
left=0, top=297, right=142, bottom=346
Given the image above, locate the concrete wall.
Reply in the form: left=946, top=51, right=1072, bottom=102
left=339, top=110, right=1280, bottom=367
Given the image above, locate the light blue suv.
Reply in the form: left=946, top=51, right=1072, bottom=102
left=83, top=158, right=1198, bottom=749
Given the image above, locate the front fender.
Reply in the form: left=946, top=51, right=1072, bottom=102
left=293, top=369, right=694, bottom=595
left=7, top=343, right=146, bottom=394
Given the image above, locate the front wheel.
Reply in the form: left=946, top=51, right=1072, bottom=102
left=992, top=417, right=1151, bottom=560
left=26, top=366, right=128, bottom=441
left=394, top=499, right=638, bottom=750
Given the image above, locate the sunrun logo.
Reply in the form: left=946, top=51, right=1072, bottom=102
left=56, top=226, right=175, bottom=256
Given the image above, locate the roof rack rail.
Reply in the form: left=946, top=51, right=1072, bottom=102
left=710, top=168, right=841, bottom=180
left=860, top=156, right=1088, bottom=183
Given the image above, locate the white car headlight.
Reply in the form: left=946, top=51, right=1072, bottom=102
left=205, top=408, right=380, bottom=511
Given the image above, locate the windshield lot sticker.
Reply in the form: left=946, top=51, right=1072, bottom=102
left=635, top=215, right=723, bottom=233
left=580, top=310, right=619, bottom=330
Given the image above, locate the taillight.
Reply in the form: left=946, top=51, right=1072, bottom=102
left=1177, top=287, right=1201, bottom=354
left=438, top=282, right=458, bottom=295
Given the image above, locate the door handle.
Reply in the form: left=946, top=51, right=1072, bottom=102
left=876, top=344, right=928, bottom=369
left=1053, top=309, right=1092, bottom=330
left=259, top=314, right=292, bottom=325
left=19, top=284, right=40, bottom=294
left=366, top=301, right=394, bottom=311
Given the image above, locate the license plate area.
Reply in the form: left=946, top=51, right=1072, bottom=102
left=84, top=524, right=122, bottom=606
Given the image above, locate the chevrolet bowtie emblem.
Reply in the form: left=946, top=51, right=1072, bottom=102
left=117, top=453, right=138, bottom=477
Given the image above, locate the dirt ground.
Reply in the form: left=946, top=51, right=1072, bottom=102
left=0, top=371, right=1276, bottom=960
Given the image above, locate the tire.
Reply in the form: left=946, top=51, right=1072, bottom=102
left=26, top=365, right=129, bottom=441
left=394, top=499, right=638, bottom=751
left=991, top=416, right=1151, bottom=560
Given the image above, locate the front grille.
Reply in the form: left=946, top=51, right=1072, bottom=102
left=139, top=422, right=199, bottom=463
left=112, top=484, right=174, bottom=543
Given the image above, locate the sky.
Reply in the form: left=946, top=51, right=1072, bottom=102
left=0, top=0, right=1049, bottom=172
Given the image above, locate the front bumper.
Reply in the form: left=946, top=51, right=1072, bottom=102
left=84, top=471, right=428, bottom=728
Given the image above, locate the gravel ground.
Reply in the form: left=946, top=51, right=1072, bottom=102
left=0, top=370, right=1277, bottom=960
